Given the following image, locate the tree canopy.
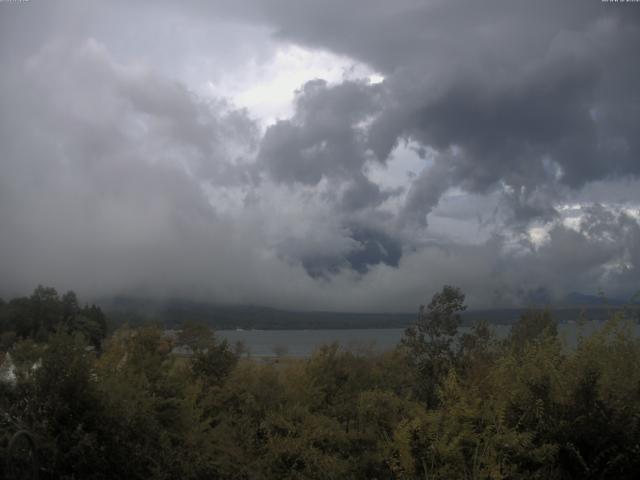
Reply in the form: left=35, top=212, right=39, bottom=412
left=2, top=285, right=640, bottom=478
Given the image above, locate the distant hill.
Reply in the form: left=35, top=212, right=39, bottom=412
left=99, top=296, right=416, bottom=330
left=97, top=295, right=640, bottom=330
left=560, top=291, right=627, bottom=307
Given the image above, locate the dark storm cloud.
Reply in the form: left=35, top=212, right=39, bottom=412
left=278, top=221, right=402, bottom=278
left=106, top=0, right=640, bottom=205
left=345, top=225, right=402, bottom=274
left=389, top=17, right=639, bottom=223
left=339, top=173, right=395, bottom=212
left=257, top=78, right=403, bottom=216
left=260, top=81, right=376, bottom=179
left=235, top=0, right=640, bottom=226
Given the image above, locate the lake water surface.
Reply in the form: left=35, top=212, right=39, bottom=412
left=217, top=321, right=640, bottom=357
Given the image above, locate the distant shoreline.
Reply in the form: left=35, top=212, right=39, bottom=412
left=102, top=296, right=639, bottom=330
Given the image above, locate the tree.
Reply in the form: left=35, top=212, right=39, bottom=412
left=60, top=290, right=80, bottom=327
left=179, top=321, right=215, bottom=351
left=190, top=338, right=238, bottom=388
left=402, top=285, right=467, bottom=407
left=74, top=304, right=108, bottom=349
left=29, top=285, right=61, bottom=335
left=26, top=330, right=107, bottom=476
left=509, top=308, right=557, bottom=351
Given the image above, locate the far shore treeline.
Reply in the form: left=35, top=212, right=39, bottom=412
left=101, top=293, right=637, bottom=331
left=2, top=285, right=640, bottom=478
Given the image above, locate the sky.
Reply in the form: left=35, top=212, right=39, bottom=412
left=1, top=0, right=639, bottom=312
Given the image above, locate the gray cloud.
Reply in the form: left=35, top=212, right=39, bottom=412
left=1, top=0, right=640, bottom=311
left=239, top=0, right=640, bottom=221
left=0, top=37, right=261, bottom=295
left=259, top=79, right=379, bottom=184
left=400, top=154, right=456, bottom=227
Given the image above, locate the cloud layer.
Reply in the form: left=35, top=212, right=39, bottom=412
left=1, top=0, right=639, bottom=311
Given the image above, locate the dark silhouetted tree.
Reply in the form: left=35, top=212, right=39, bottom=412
left=402, top=285, right=467, bottom=407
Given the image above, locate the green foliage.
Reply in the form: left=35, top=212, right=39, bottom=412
left=28, top=330, right=107, bottom=476
left=190, top=337, right=238, bottom=388
left=92, top=325, right=219, bottom=479
left=0, top=285, right=108, bottom=350
left=508, top=308, right=558, bottom=351
left=402, top=285, right=467, bottom=406
left=2, top=285, right=640, bottom=478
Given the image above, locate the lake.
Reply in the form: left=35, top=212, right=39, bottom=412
left=217, top=321, right=640, bottom=357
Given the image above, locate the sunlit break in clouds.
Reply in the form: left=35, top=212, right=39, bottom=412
left=1, top=0, right=640, bottom=311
